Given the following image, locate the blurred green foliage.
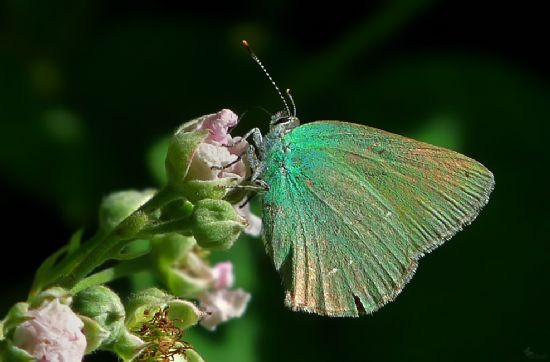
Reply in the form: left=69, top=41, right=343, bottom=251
left=1, top=1, right=548, bottom=361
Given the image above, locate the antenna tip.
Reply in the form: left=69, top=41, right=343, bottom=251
left=241, top=39, right=250, bottom=48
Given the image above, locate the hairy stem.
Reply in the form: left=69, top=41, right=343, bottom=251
left=54, top=188, right=179, bottom=290
left=70, top=256, right=151, bottom=294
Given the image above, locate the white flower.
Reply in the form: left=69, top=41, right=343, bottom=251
left=197, top=289, right=251, bottom=331
left=13, top=299, right=86, bottom=362
left=191, top=260, right=251, bottom=331
left=234, top=200, right=262, bottom=237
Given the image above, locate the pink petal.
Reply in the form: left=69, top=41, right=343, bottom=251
left=198, top=289, right=251, bottom=331
left=211, top=262, right=234, bottom=290
left=201, top=109, right=239, bottom=145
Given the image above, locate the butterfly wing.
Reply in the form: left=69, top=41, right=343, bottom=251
left=261, top=121, right=494, bottom=316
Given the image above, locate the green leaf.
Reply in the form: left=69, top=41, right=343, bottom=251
left=67, top=229, right=83, bottom=256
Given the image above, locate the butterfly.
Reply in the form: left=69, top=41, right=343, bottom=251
left=240, top=40, right=494, bottom=317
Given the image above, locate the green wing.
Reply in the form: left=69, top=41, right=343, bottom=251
left=261, top=121, right=494, bottom=317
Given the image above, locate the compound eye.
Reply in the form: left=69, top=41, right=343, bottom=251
left=273, top=117, right=289, bottom=125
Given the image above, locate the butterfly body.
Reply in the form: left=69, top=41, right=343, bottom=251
left=248, top=117, right=494, bottom=317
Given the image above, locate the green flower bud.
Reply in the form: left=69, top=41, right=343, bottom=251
left=168, top=251, right=216, bottom=298
left=191, top=199, right=247, bottom=250
left=150, top=234, right=214, bottom=298
left=165, top=299, right=203, bottom=330
left=99, top=189, right=156, bottom=234
left=72, top=286, right=125, bottom=349
left=162, top=262, right=209, bottom=299
left=160, top=198, right=195, bottom=221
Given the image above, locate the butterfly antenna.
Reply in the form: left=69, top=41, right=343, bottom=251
left=255, top=106, right=273, bottom=117
left=242, top=40, right=291, bottom=117
left=286, top=88, right=297, bottom=117
left=236, top=109, right=249, bottom=126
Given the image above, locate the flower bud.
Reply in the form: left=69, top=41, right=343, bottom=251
left=12, top=299, right=87, bottom=362
left=191, top=199, right=247, bottom=250
left=98, top=189, right=156, bottom=234
left=165, top=110, right=250, bottom=203
left=162, top=251, right=212, bottom=298
left=151, top=234, right=209, bottom=298
left=151, top=233, right=196, bottom=266
left=72, top=286, right=125, bottom=349
left=165, top=299, right=203, bottom=330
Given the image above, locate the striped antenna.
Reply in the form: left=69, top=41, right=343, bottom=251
left=286, top=88, right=297, bottom=117
left=242, top=40, right=291, bottom=117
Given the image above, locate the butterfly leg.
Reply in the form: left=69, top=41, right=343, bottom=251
left=239, top=127, right=267, bottom=160
left=245, top=143, right=270, bottom=185
left=210, top=154, right=242, bottom=171
left=240, top=127, right=264, bottom=147
left=226, top=127, right=263, bottom=148
left=237, top=180, right=268, bottom=208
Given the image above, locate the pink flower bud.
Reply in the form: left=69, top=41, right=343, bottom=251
left=184, top=109, right=250, bottom=182
left=13, top=299, right=86, bottom=362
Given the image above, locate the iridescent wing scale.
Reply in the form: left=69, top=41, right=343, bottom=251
left=261, top=121, right=494, bottom=317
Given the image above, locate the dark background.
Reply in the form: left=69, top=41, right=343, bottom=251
left=1, top=1, right=548, bottom=361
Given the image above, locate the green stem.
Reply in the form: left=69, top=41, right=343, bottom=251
left=139, top=187, right=178, bottom=214
left=58, top=187, right=179, bottom=289
left=70, top=256, right=151, bottom=294
left=138, top=216, right=193, bottom=236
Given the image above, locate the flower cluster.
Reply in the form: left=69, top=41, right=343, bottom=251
left=0, top=109, right=260, bottom=362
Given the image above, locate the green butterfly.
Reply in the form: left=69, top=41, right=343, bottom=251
left=241, top=41, right=494, bottom=317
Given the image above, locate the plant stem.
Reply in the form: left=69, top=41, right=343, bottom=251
left=58, top=187, right=179, bottom=290
left=70, top=256, right=151, bottom=294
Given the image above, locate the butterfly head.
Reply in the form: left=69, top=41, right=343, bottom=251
left=269, top=111, right=300, bottom=133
